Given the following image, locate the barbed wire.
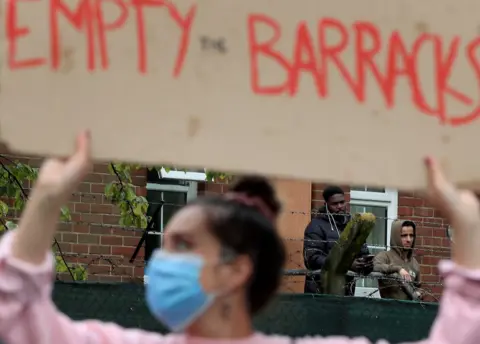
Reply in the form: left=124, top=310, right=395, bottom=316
left=52, top=219, right=451, bottom=257
left=55, top=250, right=446, bottom=287
left=60, top=195, right=452, bottom=226
left=53, top=248, right=444, bottom=304
left=52, top=200, right=451, bottom=228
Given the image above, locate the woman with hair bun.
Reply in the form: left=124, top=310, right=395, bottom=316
left=0, top=131, right=479, bottom=343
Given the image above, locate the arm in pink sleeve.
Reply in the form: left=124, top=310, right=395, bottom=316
left=418, top=260, right=480, bottom=344
left=296, top=261, right=480, bottom=344
left=0, top=231, right=165, bottom=344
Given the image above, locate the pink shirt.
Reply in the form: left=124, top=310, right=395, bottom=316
left=0, top=231, right=479, bottom=344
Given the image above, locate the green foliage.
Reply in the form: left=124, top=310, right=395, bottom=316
left=55, top=255, right=87, bottom=281
left=0, top=157, right=230, bottom=281
left=105, top=163, right=149, bottom=229
left=205, top=170, right=231, bottom=183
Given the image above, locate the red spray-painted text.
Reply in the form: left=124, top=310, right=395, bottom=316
left=248, top=14, right=480, bottom=126
left=7, top=2, right=480, bottom=126
left=6, top=0, right=196, bottom=76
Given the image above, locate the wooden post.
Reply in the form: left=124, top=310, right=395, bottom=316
left=320, top=213, right=376, bottom=295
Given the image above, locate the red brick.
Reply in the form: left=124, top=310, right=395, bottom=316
left=102, top=175, right=118, bottom=183
left=416, top=227, right=434, bottom=237
left=91, top=204, right=113, bottom=214
left=56, top=242, right=73, bottom=253
left=83, top=173, right=104, bottom=183
left=80, top=214, right=103, bottom=224
left=413, top=207, right=434, bottom=217
left=90, top=183, right=105, bottom=194
left=72, top=225, right=90, bottom=233
left=74, top=203, right=91, bottom=213
left=88, top=265, right=112, bottom=275
left=112, top=246, right=135, bottom=256
left=93, top=164, right=110, bottom=174
left=102, top=215, right=120, bottom=225
left=90, top=225, right=113, bottom=236
left=77, top=183, right=91, bottom=193
left=71, top=244, right=89, bottom=254
left=58, top=223, right=73, bottom=232
left=78, top=234, right=100, bottom=244
left=398, top=197, right=424, bottom=207
left=397, top=206, right=413, bottom=216
left=112, top=228, right=136, bottom=237
left=62, top=233, right=78, bottom=243
left=134, top=266, right=145, bottom=277
left=123, top=237, right=140, bottom=247
left=89, top=245, right=112, bottom=255
left=100, top=235, right=123, bottom=246
left=204, top=183, right=225, bottom=194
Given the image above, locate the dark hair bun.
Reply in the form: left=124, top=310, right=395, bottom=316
left=230, top=175, right=281, bottom=218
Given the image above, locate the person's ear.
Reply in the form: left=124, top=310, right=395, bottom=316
left=220, top=254, right=253, bottom=293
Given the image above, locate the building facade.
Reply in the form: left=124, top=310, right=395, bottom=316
left=52, top=164, right=451, bottom=300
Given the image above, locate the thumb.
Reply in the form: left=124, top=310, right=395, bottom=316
left=425, top=156, right=446, bottom=191
left=65, top=130, right=92, bottom=182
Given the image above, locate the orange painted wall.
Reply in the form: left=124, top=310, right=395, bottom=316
left=273, top=179, right=312, bottom=293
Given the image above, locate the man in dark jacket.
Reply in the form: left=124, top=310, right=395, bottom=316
left=303, top=186, right=373, bottom=295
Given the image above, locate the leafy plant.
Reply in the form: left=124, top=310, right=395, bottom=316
left=0, top=156, right=230, bottom=281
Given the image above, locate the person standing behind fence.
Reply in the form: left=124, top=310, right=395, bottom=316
left=373, top=219, right=422, bottom=300
left=303, top=186, right=373, bottom=295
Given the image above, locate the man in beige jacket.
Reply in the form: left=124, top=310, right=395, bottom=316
left=373, top=219, right=422, bottom=300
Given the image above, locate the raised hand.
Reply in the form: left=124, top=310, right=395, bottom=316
left=34, top=130, right=92, bottom=205
left=424, top=157, right=480, bottom=270
left=12, top=131, right=92, bottom=265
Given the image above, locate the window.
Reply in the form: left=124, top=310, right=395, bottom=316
left=350, top=187, right=398, bottom=298
left=143, top=170, right=204, bottom=284
left=144, top=168, right=205, bottom=261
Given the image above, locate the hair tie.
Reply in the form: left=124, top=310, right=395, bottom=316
left=224, top=192, right=275, bottom=223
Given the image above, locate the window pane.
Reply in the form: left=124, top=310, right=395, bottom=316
left=350, top=205, right=388, bottom=288
left=145, top=190, right=187, bottom=261
left=162, top=192, right=187, bottom=229
left=351, top=186, right=386, bottom=193
left=146, top=190, right=163, bottom=230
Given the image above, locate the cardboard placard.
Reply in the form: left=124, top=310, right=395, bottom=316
left=1, top=0, right=480, bottom=189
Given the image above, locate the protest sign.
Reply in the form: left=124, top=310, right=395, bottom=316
left=0, top=0, right=479, bottom=189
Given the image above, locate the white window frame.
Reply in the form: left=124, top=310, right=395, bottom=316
left=144, top=181, right=198, bottom=284
left=158, top=168, right=207, bottom=182
left=146, top=182, right=198, bottom=202
left=350, top=188, right=398, bottom=298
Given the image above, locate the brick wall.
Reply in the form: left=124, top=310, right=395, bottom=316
left=57, top=163, right=148, bottom=282
left=2, top=152, right=450, bottom=298
left=396, top=191, right=451, bottom=299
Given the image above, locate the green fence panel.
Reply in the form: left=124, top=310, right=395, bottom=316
left=52, top=282, right=438, bottom=343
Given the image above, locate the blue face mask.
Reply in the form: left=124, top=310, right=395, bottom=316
left=145, top=250, right=215, bottom=332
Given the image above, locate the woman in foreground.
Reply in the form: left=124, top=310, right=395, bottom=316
left=0, top=131, right=479, bottom=344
